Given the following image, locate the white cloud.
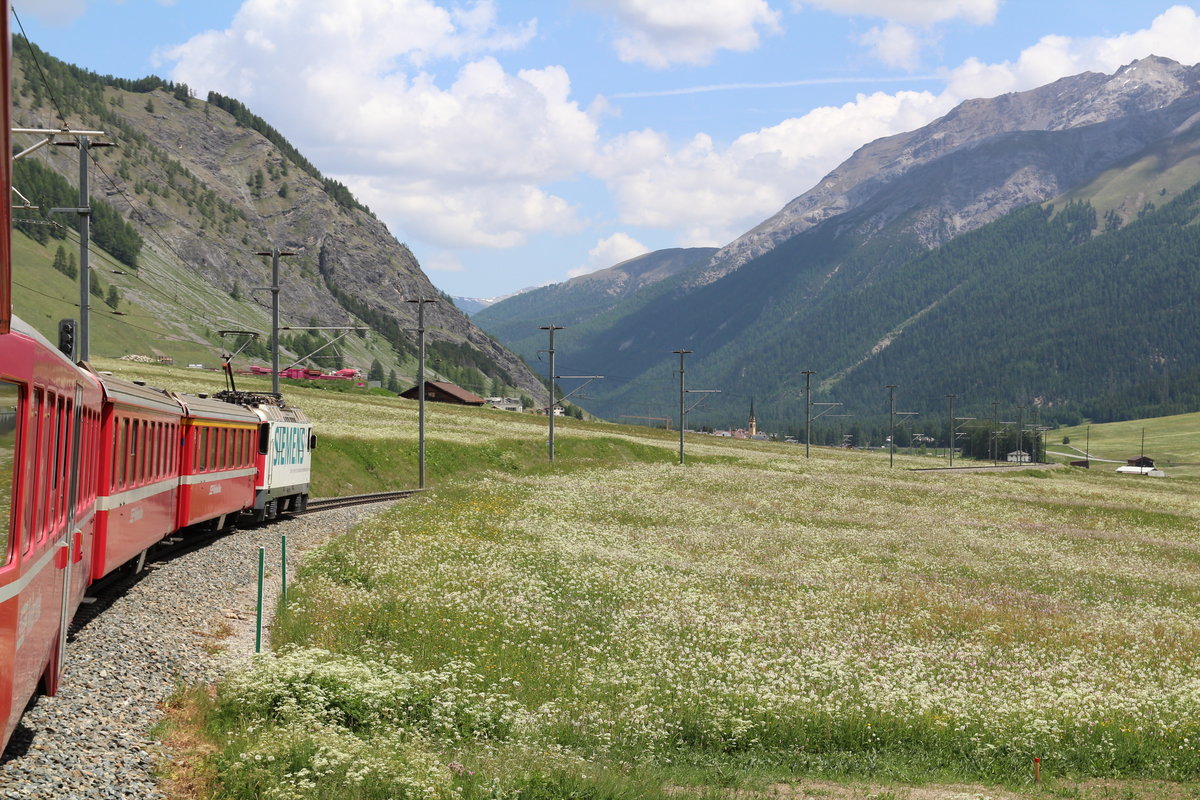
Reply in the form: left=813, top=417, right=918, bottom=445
left=596, top=0, right=781, bottom=68
left=858, top=22, right=921, bottom=70
left=597, top=90, right=949, bottom=245
left=166, top=0, right=593, bottom=249
left=799, top=0, right=999, bottom=26
left=350, top=177, right=580, bottom=249
left=595, top=6, right=1200, bottom=245
left=800, top=1, right=999, bottom=69
left=421, top=251, right=465, bottom=272
left=944, top=5, right=1200, bottom=99
left=568, top=233, right=650, bottom=278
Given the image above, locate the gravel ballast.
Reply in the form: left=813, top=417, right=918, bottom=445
left=0, top=503, right=395, bottom=799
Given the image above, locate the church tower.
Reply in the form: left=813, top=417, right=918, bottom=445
left=748, top=397, right=757, bottom=437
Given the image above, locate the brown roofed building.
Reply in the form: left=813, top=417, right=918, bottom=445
left=400, top=380, right=487, bottom=406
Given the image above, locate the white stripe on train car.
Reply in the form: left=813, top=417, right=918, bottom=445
left=178, top=467, right=258, bottom=485
left=95, top=478, right=179, bottom=510
left=0, top=536, right=66, bottom=605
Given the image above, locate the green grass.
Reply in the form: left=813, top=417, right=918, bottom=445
left=11, top=228, right=406, bottom=374
left=1048, top=412, right=1200, bottom=479
left=101, top=360, right=1200, bottom=799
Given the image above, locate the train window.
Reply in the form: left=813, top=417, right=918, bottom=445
left=138, top=419, right=147, bottom=482
left=258, top=423, right=270, bottom=456
left=0, top=382, right=19, bottom=567
left=131, top=419, right=140, bottom=484
left=76, top=407, right=88, bottom=511
left=47, top=395, right=61, bottom=532
left=218, top=428, right=227, bottom=470
left=111, top=416, right=120, bottom=492
left=151, top=422, right=160, bottom=479
left=22, top=390, right=39, bottom=554
left=117, top=418, right=128, bottom=490
left=59, top=398, right=72, bottom=528
left=37, top=396, right=53, bottom=544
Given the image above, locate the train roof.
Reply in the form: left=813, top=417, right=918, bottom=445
left=174, top=392, right=261, bottom=424
left=249, top=403, right=310, bottom=424
left=12, top=317, right=103, bottom=383
left=212, top=389, right=309, bottom=424
left=88, top=368, right=181, bottom=416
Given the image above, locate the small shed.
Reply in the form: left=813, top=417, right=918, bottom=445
left=1006, top=450, right=1031, bottom=463
left=400, top=380, right=486, bottom=406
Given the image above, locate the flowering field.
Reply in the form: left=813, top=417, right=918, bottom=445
left=179, top=418, right=1200, bottom=799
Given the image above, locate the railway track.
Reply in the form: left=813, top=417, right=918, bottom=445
left=300, top=488, right=424, bottom=514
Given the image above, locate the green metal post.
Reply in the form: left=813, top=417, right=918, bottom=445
left=256, top=546, right=265, bottom=654
left=281, top=534, right=288, bottom=605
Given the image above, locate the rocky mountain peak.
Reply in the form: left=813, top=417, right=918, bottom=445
left=693, top=56, right=1200, bottom=286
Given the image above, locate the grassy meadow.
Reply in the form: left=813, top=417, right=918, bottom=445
left=98, top=361, right=1200, bottom=799
left=1048, top=413, right=1200, bottom=479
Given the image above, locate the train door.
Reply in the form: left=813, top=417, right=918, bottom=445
left=43, top=384, right=83, bottom=696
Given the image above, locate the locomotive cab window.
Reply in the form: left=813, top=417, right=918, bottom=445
left=0, top=382, right=19, bottom=567
left=258, top=423, right=270, bottom=456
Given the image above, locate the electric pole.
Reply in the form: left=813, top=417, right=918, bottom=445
left=48, top=130, right=111, bottom=361
left=946, top=394, right=958, bottom=466
left=991, top=401, right=1000, bottom=464
left=408, top=298, right=436, bottom=488
left=802, top=370, right=816, bottom=458
left=254, top=247, right=295, bottom=395
left=674, top=349, right=691, bottom=465
left=540, top=325, right=565, bottom=462
left=886, top=384, right=897, bottom=468
left=1016, top=405, right=1025, bottom=464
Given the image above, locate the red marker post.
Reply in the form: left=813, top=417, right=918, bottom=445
left=1034, top=756, right=1041, bottom=784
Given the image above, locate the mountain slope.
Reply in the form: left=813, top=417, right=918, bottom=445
left=495, top=57, right=1200, bottom=431
left=698, top=56, right=1200, bottom=286
left=473, top=247, right=716, bottom=364
left=10, top=38, right=547, bottom=403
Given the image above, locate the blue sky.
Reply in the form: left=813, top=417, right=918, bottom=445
left=16, top=1, right=1200, bottom=298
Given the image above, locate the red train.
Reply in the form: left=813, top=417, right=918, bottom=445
left=0, top=6, right=315, bottom=754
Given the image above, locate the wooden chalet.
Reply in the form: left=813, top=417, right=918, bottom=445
left=400, top=380, right=486, bottom=406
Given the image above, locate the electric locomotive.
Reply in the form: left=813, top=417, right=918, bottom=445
left=215, top=389, right=316, bottom=522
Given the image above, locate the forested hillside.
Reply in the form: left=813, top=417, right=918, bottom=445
left=477, top=59, right=1200, bottom=438
left=548, top=183, right=1199, bottom=438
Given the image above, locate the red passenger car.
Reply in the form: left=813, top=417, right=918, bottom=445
left=0, top=319, right=104, bottom=747
left=92, top=374, right=183, bottom=580
left=175, top=394, right=259, bottom=530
